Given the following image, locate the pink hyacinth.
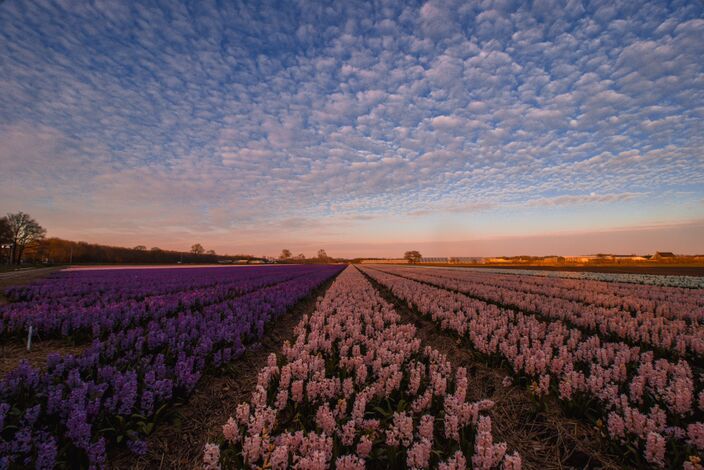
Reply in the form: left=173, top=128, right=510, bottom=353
left=202, top=443, right=220, bottom=470
left=335, top=455, right=366, bottom=470
left=407, top=438, right=432, bottom=469
left=270, top=445, right=289, bottom=470
left=242, top=434, right=263, bottom=464
left=340, top=420, right=356, bottom=446
left=315, top=403, right=337, bottom=435
left=607, top=412, right=626, bottom=439
left=644, top=432, right=666, bottom=468
left=222, top=417, right=240, bottom=443
left=356, top=435, right=372, bottom=458
left=235, top=402, right=250, bottom=425
left=418, top=415, right=434, bottom=441
left=688, top=422, right=704, bottom=450
left=386, top=412, right=414, bottom=447
left=291, top=379, right=304, bottom=403
left=472, top=416, right=507, bottom=470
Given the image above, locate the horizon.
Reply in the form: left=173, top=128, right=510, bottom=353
left=38, top=218, right=704, bottom=259
left=1, top=1, right=703, bottom=257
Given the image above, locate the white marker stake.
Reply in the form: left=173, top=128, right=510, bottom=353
left=27, top=325, right=33, bottom=352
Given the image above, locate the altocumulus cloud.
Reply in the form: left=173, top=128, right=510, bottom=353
left=0, top=0, right=703, bottom=253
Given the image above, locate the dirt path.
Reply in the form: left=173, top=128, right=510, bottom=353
left=109, top=275, right=337, bottom=470
left=358, top=266, right=622, bottom=470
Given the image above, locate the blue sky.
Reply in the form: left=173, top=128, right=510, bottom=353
left=1, top=0, right=703, bottom=257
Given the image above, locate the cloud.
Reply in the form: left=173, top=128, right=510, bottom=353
left=524, top=192, right=643, bottom=207
left=0, top=0, right=702, bottom=255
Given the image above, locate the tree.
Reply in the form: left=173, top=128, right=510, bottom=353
left=133, top=245, right=146, bottom=251
left=0, top=217, right=10, bottom=244
left=317, top=249, right=328, bottom=260
left=294, top=253, right=306, bottom=260
left=404, top=250, right=422, bottom=264
left=0, top=217, right=11, bottom=264
left=191, top=243, right=205, bottom=255
left=280, top=249, right=292, bottom=260
left=150, top=247, right=162, bottom=252
left=206, top=249, right=216, bottom=255
left=5, top=212, right=46, bottom=264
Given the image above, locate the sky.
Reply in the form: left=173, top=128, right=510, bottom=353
left=1, top=0, right=703, bottom=258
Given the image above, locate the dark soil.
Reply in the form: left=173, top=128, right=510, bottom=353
left=357, top=266, right=623, bottom=470
left=108, top=275, right=338, bottom=470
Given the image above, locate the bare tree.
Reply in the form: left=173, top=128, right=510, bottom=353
left=191, top=243, right=205, bottom=255
left=280, top=249, right=292, bottom=260
left=294, top=253, right=306, bottom=260
left=5, top=212, right=46, bottom=265
left=133, top=245, right=147, bottom=251
left=317, top=249, right=329, bottom=262
left=404, top=250, right=422, bottom=264
left=0, top=217, right=11, bottom=264
left=0, top=217, right=10, bottom=243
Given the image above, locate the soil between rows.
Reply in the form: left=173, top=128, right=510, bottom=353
left=356, top=265, right=623, bottom=470
left=109, top=274, right=339, bottom=470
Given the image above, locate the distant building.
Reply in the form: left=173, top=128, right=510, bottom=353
left=652, top=251, right=676, bottom=259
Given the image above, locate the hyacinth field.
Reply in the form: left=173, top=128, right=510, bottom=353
left=1, top=265, right=703, bottom=469
left=0, top=265, right=343, bottom=468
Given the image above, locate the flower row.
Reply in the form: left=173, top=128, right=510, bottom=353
left=0, top=266, right=342, bottom=469
left=414, top=267, right=704, bottom=322
left=376, top=266, right=704, bottom=356
left=358, top=266, right=704, bottom=468
left=205, top=266, right=520, bottom=469
left=0, top=266, right=319, bottom=340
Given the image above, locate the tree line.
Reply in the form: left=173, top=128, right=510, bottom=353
left=278, top=248, right=339, bottom=264
left=0, top=212, right=254, bottom=266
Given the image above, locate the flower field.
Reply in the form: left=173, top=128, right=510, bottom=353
left=1, top=264, right=702, bottom=469
left=0, top=265, right=342, bottom=468
left=205, top=265, right=520, bottom=469
left=357, top=265, right=704, bottom=468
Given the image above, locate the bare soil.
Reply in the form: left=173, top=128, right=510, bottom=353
left=358, top=266, right=623, bottom=470
left=109, top=276, right=338, bottom=470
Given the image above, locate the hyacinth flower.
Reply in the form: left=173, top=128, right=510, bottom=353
left=0, top=265, right=342, bottom=468
left=207, top=266, right=519, bottom=469
left=358, top=265, right=704, bottom=467
left=0, top=265, right=328, bottom=341
left=374, top=265, right=704, bottom=356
